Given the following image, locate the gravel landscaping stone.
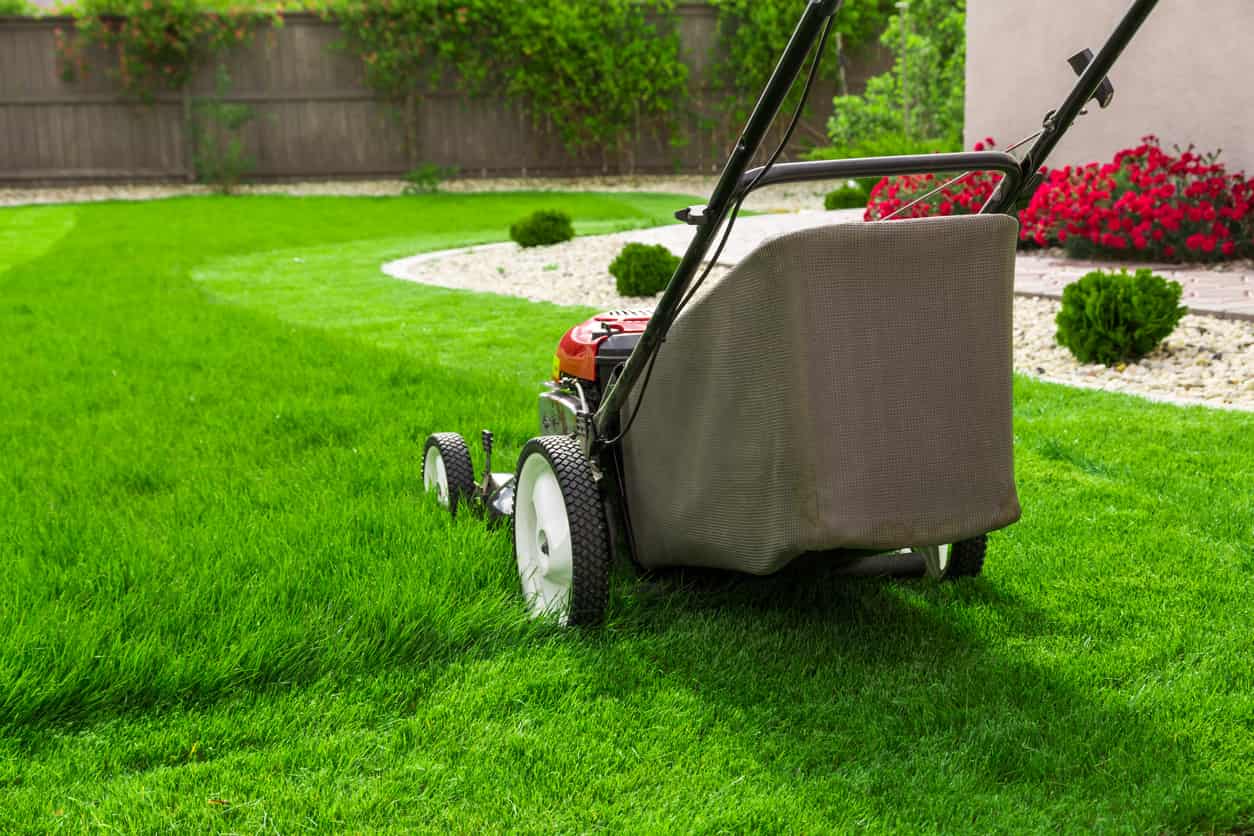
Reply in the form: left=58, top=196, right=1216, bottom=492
left=1013, top=296, right=1253, bottom=410
left=387, top=230, right=1254, bottom=412
left=385, top=233, right=723, bottom=311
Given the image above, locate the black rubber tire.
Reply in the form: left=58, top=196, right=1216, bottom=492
left=512, top=436, right=612, bottom=627
left=942, top=534, right=987, bottom=579
left=423, top=432, right=476, bottom=518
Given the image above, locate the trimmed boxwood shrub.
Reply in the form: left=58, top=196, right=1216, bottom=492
left=1055, top=268, right=1186, bottom=366
left=510, top=210, right=574, bottom=248
left=825, top=183, right=871, bottom=210
left=609, top=243, right=679, bottom=297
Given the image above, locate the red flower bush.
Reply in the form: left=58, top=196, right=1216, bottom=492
left=1020, top=136, right=1253, bottom=262
left=864, top=136, right=1254, bottom=262
left=863, top=137, right=1004, bottom=221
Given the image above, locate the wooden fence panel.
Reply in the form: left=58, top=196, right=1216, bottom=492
left=0, top=19, right=189, bottom=180
left=0, top=9, right=890, bottom=184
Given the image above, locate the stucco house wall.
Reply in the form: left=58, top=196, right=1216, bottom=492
left=966, top=0, right=1254, bottom=172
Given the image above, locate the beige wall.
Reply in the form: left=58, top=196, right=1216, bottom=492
left=966, top=0, right=1254, bottom=172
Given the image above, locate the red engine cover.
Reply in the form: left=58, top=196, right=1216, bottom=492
left=554, top=309, right=652, bottom=381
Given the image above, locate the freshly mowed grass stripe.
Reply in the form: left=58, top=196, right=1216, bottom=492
left=0, top=194, right=1251, bottom=832
left=0, top=205, right=77, bottom=274
left=0, top=193, right=680, bottom=728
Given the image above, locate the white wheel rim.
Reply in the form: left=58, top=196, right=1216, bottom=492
left=423, top=445, right=450, bottom=508
left=916, top=543, right=952, bottom=579
left=514, top=452, right=574, bottom=623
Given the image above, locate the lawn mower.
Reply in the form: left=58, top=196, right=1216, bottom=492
left=423, top=0, right=1161, bottom=625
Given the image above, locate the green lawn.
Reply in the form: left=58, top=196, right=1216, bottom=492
left=0, top=193, right=1251, bottom=833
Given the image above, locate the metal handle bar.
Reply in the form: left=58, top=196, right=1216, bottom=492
left=737, top=151, right=1023, bottom=210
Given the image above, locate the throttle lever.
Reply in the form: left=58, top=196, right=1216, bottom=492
left=1068, top=48, right=1116, bottom=108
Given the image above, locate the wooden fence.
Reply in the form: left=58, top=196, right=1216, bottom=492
left=0, top=9, right=889, bottom=184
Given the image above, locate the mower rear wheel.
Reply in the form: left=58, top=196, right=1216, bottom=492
left=917, top=534, right=987, bottom=580
left=422, top=432, right=476, bottom=517
left=943, top=535, right=987, bottom=578
left=512, top=436, right=611, bottom=626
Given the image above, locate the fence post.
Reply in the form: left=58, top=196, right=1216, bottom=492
left=404, top=90, right=418, bottom=171
left=182, top=85, right=195, bottom=183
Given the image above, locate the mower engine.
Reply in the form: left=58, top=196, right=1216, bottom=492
left=540, top=309, right=652, bottom=435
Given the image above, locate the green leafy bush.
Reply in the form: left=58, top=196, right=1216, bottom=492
left=825, top=183, right=870, bottom=210
left=0, top=0, right=32, bottom=15
left=807, top=133, right=959, bottom=162
left=55, top=0, right=274, bottom=99
left=191, top=65, right=256, bottom=194
left=402, top=163, right=458, bottom=195
left=510, top=210, right=574, bottom=248
left=326, top=0, right=687, bottom=164
left=827, top=0, right=966, bottom=151
left=709, top=0, right=892, bottom=120
left=1055, top=269, right=1186, bottom=366
left=609, top=243, right=679, bottom=297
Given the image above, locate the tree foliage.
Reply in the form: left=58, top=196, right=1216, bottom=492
left=325, top=0, right=689, bottom=162
left=827, top=0, right=965, bottom=150
left=55, top=0, right=273, bottom=98
left=710, top=0, right=895, bottom=121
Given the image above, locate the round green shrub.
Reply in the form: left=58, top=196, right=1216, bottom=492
left=510, top=210, right=574, bottom=248
left=824, top=183, right=870, bottom=211
left=609, top=243, right=679, bottom=297
left=1055, top=269, right=1186, bottom=366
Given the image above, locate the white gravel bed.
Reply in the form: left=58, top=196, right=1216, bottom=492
left=389, top=233, right=1254, bottom=412
left=384, top=229, right=720, bottom=311
left=1014, top=295, right=1253, bottom=410
left=0, top=175, right=827, bottom=212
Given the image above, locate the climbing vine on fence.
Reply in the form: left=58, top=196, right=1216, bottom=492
left=54, top=0, right=275, bottom=99
left=44, top=0, right=906, bottom=169
left=324, top=0, right=689, bottom=162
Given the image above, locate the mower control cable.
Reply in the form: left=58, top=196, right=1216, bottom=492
left=879, top=127, right=1045, bottom=222
left=677, top=15, right=836, bottom=318
left=600, top=13, right=837, bottom=448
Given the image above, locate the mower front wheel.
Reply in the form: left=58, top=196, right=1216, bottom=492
left=512, top=436, right=611, bottom=626
left=422, top=432, right=476, bottom=517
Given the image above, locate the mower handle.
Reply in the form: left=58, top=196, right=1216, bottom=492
left=737, top=151, right=1023, bottom=210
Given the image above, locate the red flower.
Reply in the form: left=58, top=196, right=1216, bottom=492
left=867, top=136, right=1254, bottom=263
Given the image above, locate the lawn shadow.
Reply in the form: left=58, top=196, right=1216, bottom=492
left=583, top=556, right=1230, bottom=831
